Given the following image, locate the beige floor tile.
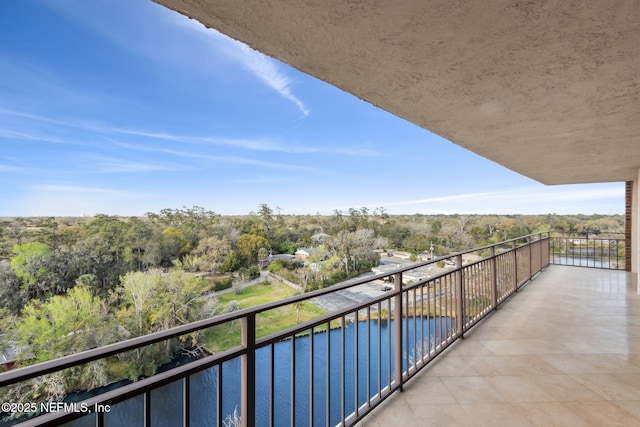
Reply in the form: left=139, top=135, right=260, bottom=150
left=543, top=353, right=640, bottom=375
left=481, top=338, right=571, bottom=356
left=440, top=376, right=506, bottom=403
left=440, top=337, right=493, bottom=356
left=422, top=354, right=479, bottom=377
left=364, top=266, right=640, bottom=426
left=484, top=375, right=555, bottom=403
left=470, top=354, right=562, bottom=376
left=527, top=374, right=603, bottom=402
left=613, top=400, right=640, bottom=419
left=564, top=401, right=640, bottom=427
left=514, top=401, right=593, bottom=427
left=458, top=402, right=534, bottom=427
left=569, top=373, right=640, bottom=401
left=399, top=377, right=458, bottom=406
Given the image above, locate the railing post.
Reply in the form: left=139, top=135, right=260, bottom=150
left=512, top=240, right=518, bottom=292
left=490, top=246, right=498, bottom=310
left=527, top=235, right=532, bottom=280
left=393, top=272, right=403, bottom=392
left=241, top=314, right=256, bottom=427
left=545, top=232, right=548, bottom=266
left=455, top=254, right=464, bottom=338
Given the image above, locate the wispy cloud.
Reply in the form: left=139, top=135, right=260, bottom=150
left=380, top=186, right=622, bottom=209
left=0, top=128, right=68, bottom=144
left=0, top=109, right=377, bottom=156
left=235, top=44, right=310, bottom=117
left=378, top=191, right=506, bottom=208
left=297, top=184, right=624, bottom=216
left=232, top=176, right=287, bottom=184
left=163, top=10, right=310, bottom=116
left=41, top=0, right=310, bottom=117
left=112, top=141, right=327, bottom=173
left=30, top=184, right=143, bottom=198
left=107, top=126, right=379, bottom=156
left=373, top=185, right=624, bottom=214
left=81, top=155, right=192, bottom=173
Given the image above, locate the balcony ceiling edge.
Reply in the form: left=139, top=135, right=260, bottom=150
left=153, top=0, right=640, bottom=185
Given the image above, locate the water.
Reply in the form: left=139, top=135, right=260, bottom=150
left=553, top=246, right=621, bottom=268
left=63, top=318, right=453, bottom=427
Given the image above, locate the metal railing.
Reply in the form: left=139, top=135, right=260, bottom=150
left=550, top=233, right=625, bottom=270
left=0, top=233, right=550, bottom=427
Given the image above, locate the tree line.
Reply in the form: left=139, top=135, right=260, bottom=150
left=0, top=206, right=624, bottom=315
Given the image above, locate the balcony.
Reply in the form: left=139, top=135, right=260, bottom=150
left=362, top=264, right=640, bottom=426
left=2, top=234, right=639, bottom=426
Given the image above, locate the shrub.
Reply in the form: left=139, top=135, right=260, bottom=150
left=267, top=260, right=283, bottom=273
left=213, top=278, right=233, bottom=291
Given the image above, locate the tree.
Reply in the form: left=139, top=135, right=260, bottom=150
left=7, top=286, right=118, bottom=403
left=257, top=203, right=274, bottom=237
left=222, top=301, right=241, bottom=332
left=124, top=216, right=153, bottom=270
left=192, top=236, right=233, bottom=274
left=236, top=234, right=271, bottom=264
left=325, top=229, right=385, bottom=277
left=10, top=242, right=54, bottom=299
left=0, top=260, right=26, bottom=313
left=220, top=250, right=241, bottom=273
left=115, top=270, right=213, bottom=378
left=402, top=233, right=431, bottom=255
left=469, top=226, right=490, bottom=246
left=159, top=227, right=191, bottom=266
left=14, top=286, right=115, bottom=363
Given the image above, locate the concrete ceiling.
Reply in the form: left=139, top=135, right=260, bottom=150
left=154, top=0, right=640, bottom=185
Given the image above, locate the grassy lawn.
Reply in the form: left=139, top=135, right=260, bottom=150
left=203, top=282, right=327, bottom=352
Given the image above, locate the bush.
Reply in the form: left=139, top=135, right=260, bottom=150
left=239, top=266, right=260, bottom=281
left=213, top=278, right=233, bottom=291
left=267, top=260, right=283, bottom=273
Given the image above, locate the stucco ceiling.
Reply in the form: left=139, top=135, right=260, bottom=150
left=154, top=0, right=640, bottom=185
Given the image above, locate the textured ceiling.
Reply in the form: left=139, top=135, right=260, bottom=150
left=154, top=0, right=640, bottom=185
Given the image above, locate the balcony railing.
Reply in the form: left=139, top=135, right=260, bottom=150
left=550, top=233, right=625, bottom=270
left=0, top=233, right=550, bottom=427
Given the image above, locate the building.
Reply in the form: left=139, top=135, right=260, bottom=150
left=294, top=247, right=313, bottom=259
left=0, top=334, right=17, bottom=370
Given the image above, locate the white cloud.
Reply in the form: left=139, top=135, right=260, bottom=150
left=113, top=142, right=326, bottom=173
left=30, top=185, right=142, bottom=197
left=107, top=127, right=379, bottom=156
left=236, top=44, right=310, bottom=117
left=82, top=155, right=191, bottom=173
left=1, top=109, right=374, bottom=156
left=289, top=184, right=625, bottom=216
left=38, top=1, right=310, bottom=117
left=162, top=10, right=310, bottom=116
left=372, top=185, right=624, bottom=215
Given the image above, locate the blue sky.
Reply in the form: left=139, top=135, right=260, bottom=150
left=0, top=0, right=624, bottom=217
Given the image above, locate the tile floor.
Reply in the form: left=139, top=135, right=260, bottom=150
left=360, top=265, right=640, bottom=426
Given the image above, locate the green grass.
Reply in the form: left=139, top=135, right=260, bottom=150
left=203, top=282, right=327, bottom=352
